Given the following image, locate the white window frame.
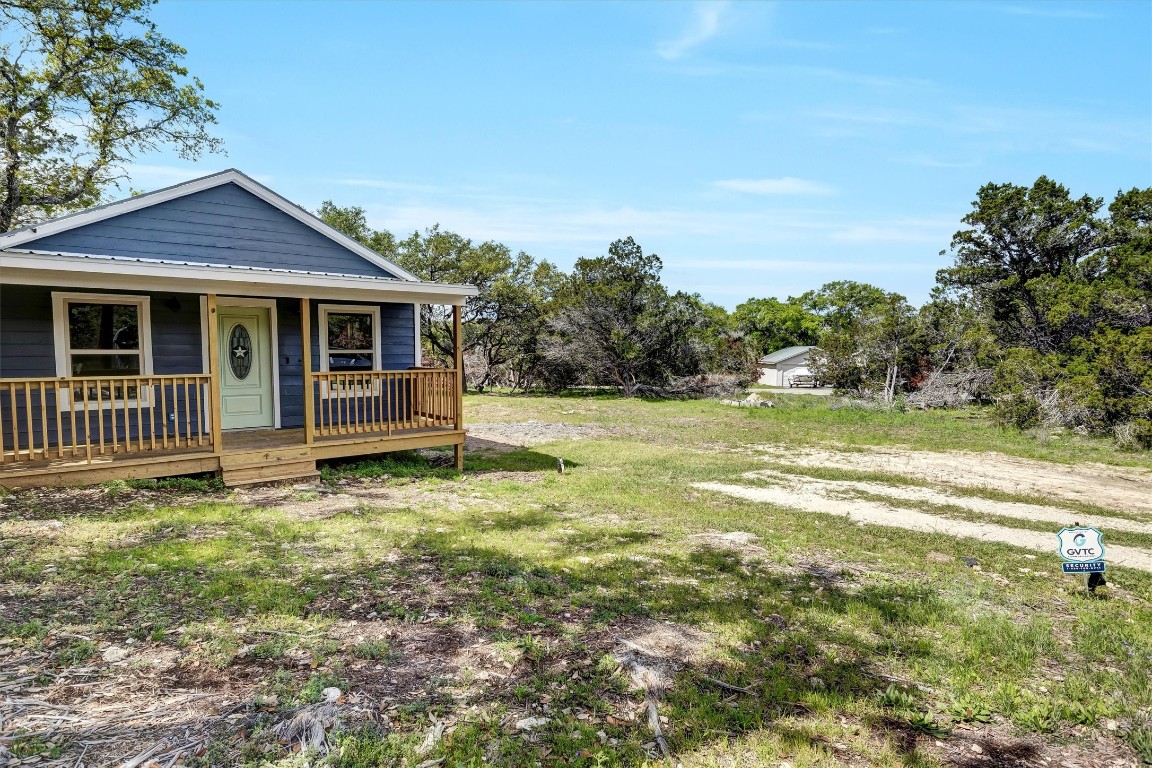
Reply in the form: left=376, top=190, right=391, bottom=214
left=318, top=304, right=382, bottom=397
left=52, top=291, right=155, bottom=409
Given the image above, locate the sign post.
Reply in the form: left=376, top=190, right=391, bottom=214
left=1057, top=525, right=1105, bottom=596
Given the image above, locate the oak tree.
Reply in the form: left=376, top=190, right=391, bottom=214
left=0, top=0, right=221, bottom=231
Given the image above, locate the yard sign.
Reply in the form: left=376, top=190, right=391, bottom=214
left=1057, top=526, right=1105, bottom=574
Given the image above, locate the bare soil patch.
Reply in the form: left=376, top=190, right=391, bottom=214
left=686, top=530, right=768, bottom=556
left=465, top=420, right=617, bottom=452
left=238, top=480, right=491, bottom=518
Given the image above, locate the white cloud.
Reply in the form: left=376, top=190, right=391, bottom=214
left=675, top=258, right=923, bottom=273
left=657, top=1, right=729, bottom=60
left=893, top=153, right=978, bottom=169
left=995, top=4, right=1103, bottom=20
left=713, top=177, right=834, bottom=196
left=329, top=178, right=441, bottom=194
left=829, top=219, right=956, bottom=244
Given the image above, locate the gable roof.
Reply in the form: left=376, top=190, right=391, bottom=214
left=758, top=345, right=816, bottom=365
left=0, top=169, right=420, bottom=282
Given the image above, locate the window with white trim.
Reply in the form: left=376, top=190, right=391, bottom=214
left=52, top=292, right=153, bottom=404
left=319, top=304, right=381, bottom=372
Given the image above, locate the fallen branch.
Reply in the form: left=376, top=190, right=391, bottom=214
left=416, top=719, right=445, bottom=756
left=699, top=676, right=754, bottom=696
left=646, top=696, right=678, bottom=766
left=117, top=742, right=165, bottom=768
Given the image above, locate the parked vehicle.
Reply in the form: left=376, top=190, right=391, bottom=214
left=787, top=374, right=821, bottom=388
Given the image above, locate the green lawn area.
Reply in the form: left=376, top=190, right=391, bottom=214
left=1, top=392, right=1150, bottom=767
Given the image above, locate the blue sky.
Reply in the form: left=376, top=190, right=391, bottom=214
left=134, top=0, right=1150, bottom=307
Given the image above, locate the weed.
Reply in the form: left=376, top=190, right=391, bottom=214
left=320, top=451, right=458, bottom=482
left=876, top=684, right=918, bottom=711
left=1, top=619, right=48, bottom=642
left=125, top=475, right=224, bottom=493
left=905, top=710, right=951, bottom=737
left=10, top=734, right=65, bottom=758
left=949, top=698, right=993, bottom=724
left=1125, top=723, right=1152, bottom=765
left=297, top=671, right=347, bottom=704
left=328, top=724, right=411, bottom=767
left=352, top=638, right=390, bottom=661
left=1013, top=702, right=1060, bottom=734
left=100, top=479, right=131, bottom=499
left=54, top=638, right=96, bottom=666
left=250, top=637, right=291, bottom=660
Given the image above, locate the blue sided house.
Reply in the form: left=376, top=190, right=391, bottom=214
left=0, top=169, right=475, bottom=487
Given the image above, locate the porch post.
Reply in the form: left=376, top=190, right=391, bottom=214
left=301, top=298, right=314, bottom=445
left=453, top=303, right=464, bottom=472
left=206, top=294, right=223, bottom=453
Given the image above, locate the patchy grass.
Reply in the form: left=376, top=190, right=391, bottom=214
left=0, top=392, right=1149, bottom=767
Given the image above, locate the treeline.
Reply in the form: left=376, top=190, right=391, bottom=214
left=319, top=175, right=1151, bottom=448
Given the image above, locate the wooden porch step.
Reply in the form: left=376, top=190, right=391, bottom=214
left=221, top=458, right=319, bottom=487
left=219, top=445, right=311, bottom=470
left=219, top=443, right=318, bottom=487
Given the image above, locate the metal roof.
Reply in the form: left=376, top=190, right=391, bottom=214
left=758, top=345, right=816, bottom=365
left=3, top=249, right=409, bottom=282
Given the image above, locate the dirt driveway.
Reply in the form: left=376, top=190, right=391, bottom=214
left=696, top=444, right=1152, bottom=573
left=752, top=444, right=1152, bottom=515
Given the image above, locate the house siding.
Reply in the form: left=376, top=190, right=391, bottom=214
left=0, top=287, right=417, bottom=445
left=17, top=183, right=399, bottom=278
left=278, top=300, right=416, bottom=429
left=0, top=285, right=207, bottom=450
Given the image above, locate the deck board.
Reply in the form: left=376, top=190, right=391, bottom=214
left=0, top=425, right=464, bottom=488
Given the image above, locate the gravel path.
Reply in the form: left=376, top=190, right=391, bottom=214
left=693, top=481, right=1152, bottom=573
left=745, top=469, right=1152, bottom=532
left=756, top=444, right=1152, bottom=515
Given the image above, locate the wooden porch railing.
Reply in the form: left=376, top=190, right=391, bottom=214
left=311, top=369, right=458, bottom=437
left=0, top=375, right=214, bottom=465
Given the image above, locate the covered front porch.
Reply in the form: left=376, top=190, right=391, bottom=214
left=0, top=295, right=466, bottom=489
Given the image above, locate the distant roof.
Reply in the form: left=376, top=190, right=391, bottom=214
left=759, top=345, right=816, bottom=365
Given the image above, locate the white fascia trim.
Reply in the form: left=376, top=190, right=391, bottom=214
left=0, top=168, right=422, bottom=282
left=1, top=250, right=477, bottom=305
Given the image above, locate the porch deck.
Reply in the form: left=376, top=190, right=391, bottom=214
left=0, top=424, right=465, bottom=489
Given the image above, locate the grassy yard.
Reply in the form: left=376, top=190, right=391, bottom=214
left=1, top=392, right=1150, bottom=767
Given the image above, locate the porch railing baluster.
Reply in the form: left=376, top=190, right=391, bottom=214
left=0, top=374, right=212, bottom=467
left=300, top=369, right=459, bottom=441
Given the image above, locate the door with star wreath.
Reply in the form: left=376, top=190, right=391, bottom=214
left=217, top=305, right=276, bottom=429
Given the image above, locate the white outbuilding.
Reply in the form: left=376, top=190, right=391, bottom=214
left=757, top=345, right=818, bottom=387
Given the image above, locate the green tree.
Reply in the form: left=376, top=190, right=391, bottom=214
left=935, top=178, right=1152, bottom=444
left=730, top=297, right=820, bottom=356
left=808, top=291, right=917, bottom=400
left=392, top=225, right=550, bottom=373
left=695, top=302, right=760, bottom=376
left=543, top=237, right=708, bottom=395
left=936, top=176, right=1105, bottom=351
left=0, top=0, right=222, bottom=231
left=797, top=280, right=890, bottom=335
left=317, top=205, right=562, bottom=390
left=316, top=201, right=396, bottom=257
